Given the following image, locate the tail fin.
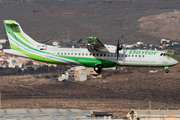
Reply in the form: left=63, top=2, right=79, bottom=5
left=3, top=20, right=41, bottom=49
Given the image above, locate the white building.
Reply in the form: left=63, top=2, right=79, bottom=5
left=124, top=45, right=134, bottom=48
left=103, top=67, right=116, bottom=71
left=127, top=109, right=180, bottom=120
left=52, top=42, right=60, bottom=47
left=136, top=42, right=144, bottom=45
left=74, top=66, right=87, bottom=81
left=0, top=39, right=7, bottom=44
left=58, top=71, right=69, bottom=81
left=160, top=39, right=170, bottom=44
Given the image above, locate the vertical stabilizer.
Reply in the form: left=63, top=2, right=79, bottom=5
left=3, top=20, right=41, bottom=49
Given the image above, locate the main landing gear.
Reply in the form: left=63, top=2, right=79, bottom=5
left=164, top=66, right=169, bottom=73
left=94, top=64, right=103, bottom=74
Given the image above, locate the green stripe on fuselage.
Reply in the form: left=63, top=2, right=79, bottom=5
left=10, top=43, right=64, bottom=64
left=165, top=56, right=178, bottom=61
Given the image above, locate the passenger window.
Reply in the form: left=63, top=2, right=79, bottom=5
left=68, top=53, right=70, bottom=55
left=139, top=55, right=141, bottom=57
left=111, top=54, right=113, bottom=57
left=71, top=53, right=73, bottom=55
left=142, top=55, right=144, bottom=57
left=132, top=55, right=134, bottom=57
left=114, top=54, right=116, bottom=57
left=104, top=54, right=106, bottom=57
left=86, top=54, right=88, bottom=56
left=82, top=53, right=84, bottom=56
left=107, top=54, right=109, bottom=57
left=135, top=55, right=137, bottom=57
left=79, top=53, right=81, bottom=55
left=61, top=53, right=63, bottom=55
left=100, top=54, right=102, bottom=56
left=75, top=53, right=77, bottom=55
left=97, top=54, right=99, bottom=56
left=122, top=55, right=123, bottom=57
left=93, top=54, right=95, bottom=56
left=125, top=55, right=127, bottom=57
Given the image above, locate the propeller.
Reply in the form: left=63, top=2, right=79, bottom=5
left=116, top=35, right=123, bottom=60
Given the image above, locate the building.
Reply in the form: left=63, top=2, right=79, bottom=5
left=52, top=42, right=60, bottom=47
left=0, top=108, right=123, bottom=120
left=136, top=42, right=144, bottom=46
left=160, top=39, right=171, bottom=44
left=172, top=41, right=179, bottom=46
left=58, top=71, right=69, bottom=81
left=86, top=67, right=101, bottom=79
left=127, top=109, right=180, bottom=120
left=125, top=44, right=134, bottom=49
left=60, top=67, right=102, bottom=81
left=103, top=67, right=116, bottom=71
left=74, top=66, right=87, bottom=81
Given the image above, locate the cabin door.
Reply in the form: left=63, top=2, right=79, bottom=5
left=46, top=53, right=51, bottom=61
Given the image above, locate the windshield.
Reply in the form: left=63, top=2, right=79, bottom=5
left=160, top=53, right=169, bottom=56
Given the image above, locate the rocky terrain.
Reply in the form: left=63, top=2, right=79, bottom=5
left=138, top=10, right=180, bottom=40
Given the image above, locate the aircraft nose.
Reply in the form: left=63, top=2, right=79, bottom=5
left=174, top=59, right=178, bottom=65
left=171, top=58, right=178, bottom=66
left=167, top=57, right=178, bottom=66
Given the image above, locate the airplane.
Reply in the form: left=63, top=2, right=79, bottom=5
left=2, top=20, right=178, bottom=74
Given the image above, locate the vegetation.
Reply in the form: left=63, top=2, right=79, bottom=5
left=0, top=65, right=68, bottom=76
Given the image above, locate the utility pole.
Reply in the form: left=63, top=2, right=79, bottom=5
left=149, top=101, right=151, bottom=110
left=67, top=28, right=69, bottom=40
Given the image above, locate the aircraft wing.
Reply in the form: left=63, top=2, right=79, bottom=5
left=86, top=37, right=109, bottom=53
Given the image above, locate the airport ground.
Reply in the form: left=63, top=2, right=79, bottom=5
left=0, top=61, right=179, bottom=118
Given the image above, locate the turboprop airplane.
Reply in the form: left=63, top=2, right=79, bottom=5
left=2, top=20, right=178, bottom=74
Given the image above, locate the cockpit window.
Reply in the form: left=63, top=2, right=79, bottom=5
left=160, top=53, right=169, bottom=56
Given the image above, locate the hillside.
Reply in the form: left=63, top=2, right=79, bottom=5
left=1, top=0, right=180, bottom=44
left=138, top=10, right=180, bottom=41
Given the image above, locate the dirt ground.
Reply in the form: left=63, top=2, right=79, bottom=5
left=0, top=62, right=179, bottom=118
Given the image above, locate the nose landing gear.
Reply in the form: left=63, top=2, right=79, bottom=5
left=164, top=66, right=169, bottom=73
left=165, top=69, right=169, bottom=73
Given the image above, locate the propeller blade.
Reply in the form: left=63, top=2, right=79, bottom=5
left=116, top=38, right=120, bottom=60
left=116, top=35, right=124, bottom=60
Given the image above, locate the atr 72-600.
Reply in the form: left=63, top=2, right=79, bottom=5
left=2, top=20, right=178, bottom=74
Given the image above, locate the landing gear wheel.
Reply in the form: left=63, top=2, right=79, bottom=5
left=94, top=64, right=103, bottom=74
left=165, top=69, right=169, bottom=73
